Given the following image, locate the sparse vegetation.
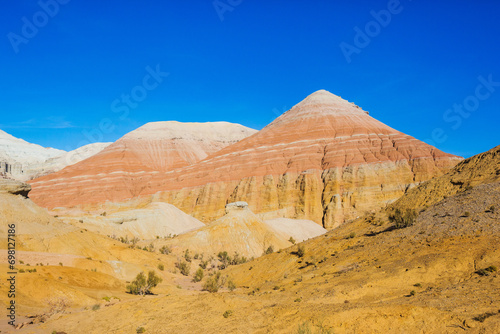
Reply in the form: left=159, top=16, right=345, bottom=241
left=295, top=245, right=306, bottom=258
left=203, top=272, right=222, bottom=293
left=159, top=245, right=172, bottom=255
left=176, top=260, right=190, bottom=276
left=389, top=208, right=417, bottom=229
left=264, top=245, right=274, bottom=255
left=409, top=290, right=416, bottom=296
left=193, top=268, right=204, bottom=282
left=136, top=327, right=146, bottom=333
left=157, top=263, right=164, bottom=271
left=227, top=278, right=236, bottom=291
left=462, top=211, right=471, bottom=217
left=92, top=304, right=100, bottom=311
left=346, top=232, right=356, bottom=239
left=223, top=310, right=233, bottom=318
left=487, top=205, right=495, bottom=213
left=475, top=265, right=497, bottom=276
left=413, top=283, right=422, bottom=288
left=199, top=260, right=208, bottom=269
left=289, top=236, right=296, bottom=244
left=126, top=271, right=163, bottom=295
left=184, top=249, right=192, bottom=262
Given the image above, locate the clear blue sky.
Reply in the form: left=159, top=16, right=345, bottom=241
left=1, top=0, right=499, bottom=157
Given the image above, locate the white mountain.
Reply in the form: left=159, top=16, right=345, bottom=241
left=0, top=129, right=110, bottom=181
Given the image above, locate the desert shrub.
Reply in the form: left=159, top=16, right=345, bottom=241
left=227, top=278, right=236, bottom=291
left=217, top=251, right=230, bottom=269
left=223, top=310, right=233, bottom=318
left=19, top=260, right=24, bottom=264
left=176, top=261, right=190, bottom=276
left=147, top=243, right=155, bottom=252
left=389, top=209, right=417, bottom=229
left=409, top=290, right=416, bottom=296
left=157, top=263, right=164, bottom=271
left=475, top=265, right=498, bottom=276
left=413, top=283, right=422, bottom=287
left=346, top=232, right=356, bottom=239
left=230, top=252, right=247, bottom=265
left=126, top=271, right=163, bottom=295
left=194, top=253, right=200, bottom=260
left=264, top=245, right=274, bottom=255
left=92, top=304, right=100, bottom=311
left=487, top=205, right=495, bottom=213
left=131, top=237, right=140, bottom=246
left=289, top=237, right=296, bottom=244
left=19, top=269, right=25, bottom=273
left=159, top=245, right=171, bottom=255
left=59, top=262, right=63, bottom=266
left=203, top=272, right=221, bottom=293
left=136, top=327, right=146, bottom=333
left=184, top=249, right=192, bottom=262
left=199, top=260, right=208, bottom=269
left=193, top=268, right=204, bottom=282
left=296, top=321, right=312, bottom=334
left=463, top=211, right=471, bottom=217
left=102, top=296, right=111, bottom=302
left=295, top=245, right=306, bottom=258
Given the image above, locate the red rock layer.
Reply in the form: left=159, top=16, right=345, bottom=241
left=30, top=91, right=462, bottom=228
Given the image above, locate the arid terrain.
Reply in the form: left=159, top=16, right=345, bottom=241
left=0, top=92, right=498, bottom=334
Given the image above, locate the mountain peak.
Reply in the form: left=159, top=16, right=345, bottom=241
left=268, top=90, right=368, bottom=128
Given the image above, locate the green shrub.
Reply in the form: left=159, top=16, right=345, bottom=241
left=176, top=261, right=190, bottom=276
left=223, top=310, right=233, bottom=318
left=193, top=268, right=204, bottom=282
left=126, top=271, right=163, bottom=295
left=203, top=272, right=221, bottom=293
left=389, top=209, right=417, bottom=229
left=92, top=304, right=100, bottom=311
left=136, top=327, right=146, bottom=333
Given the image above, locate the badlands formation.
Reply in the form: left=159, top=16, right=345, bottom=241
left=30, top=90, right=462, bottom=229
left=4, top=145, right=498, bottom=333
left=30, top=121, right=257, bottom=205
left=0, top=129, right=110, bottom=181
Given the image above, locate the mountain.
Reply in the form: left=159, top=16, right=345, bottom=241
left=31, top=142, right=112, bottom=179
left=29, top=91, right=462, bottom=228
left=0, top=129, right=111, bottom=181
left=29, top=121, right=257, bottom=205
left=0, top=129, right=64, bottom=180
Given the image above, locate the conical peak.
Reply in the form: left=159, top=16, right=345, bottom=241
left=268, top=90, right=369, bottom=128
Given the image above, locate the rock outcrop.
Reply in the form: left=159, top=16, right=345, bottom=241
left=0, top=179, right=31, bottom=197
left=30, top=91, right=462, bottom=228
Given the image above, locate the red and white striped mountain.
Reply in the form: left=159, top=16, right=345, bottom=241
left=29, top=121, right=257, bottom=205
left=30, top=91, right=462, bottom=228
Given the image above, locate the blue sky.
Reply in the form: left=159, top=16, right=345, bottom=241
left=1, top=0, right=499, bottom=157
